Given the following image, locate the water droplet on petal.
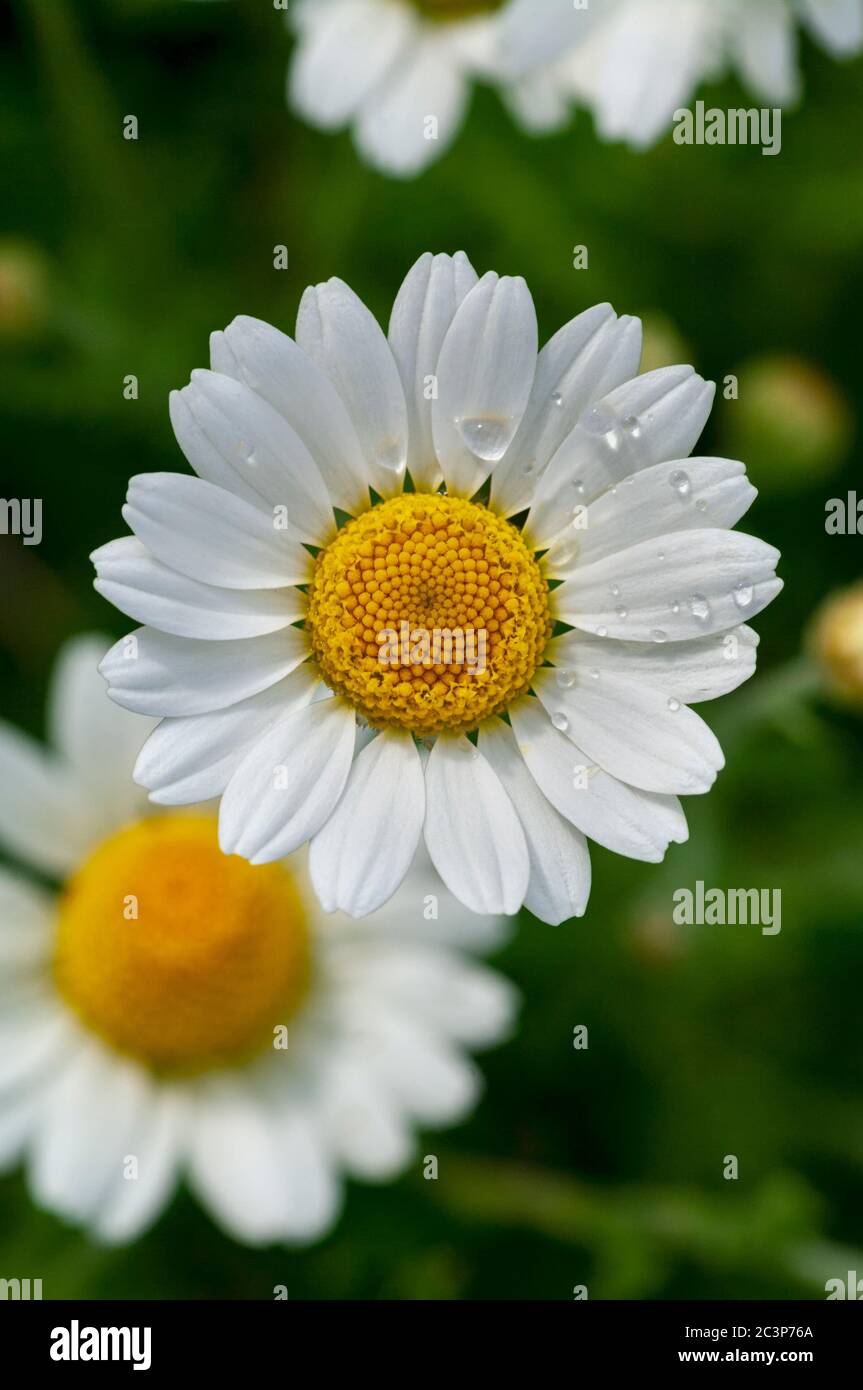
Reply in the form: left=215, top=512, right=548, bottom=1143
left=690, top=594, right=711, bottom=623
left=376, top=438, right=405, bottom=474
left=657, top=552, right=666, bottom=563
left=573, top=479, right=586, bottom=497
left=670, top=600, right=681, bottom=615
left=587, top=667, right=601, bottom=680
left=667, top=697, right=681, bottom=713
left=616, top=606, right=628, bottom=620
left=669, top=469, right=691, bottom=499
left=551, top=712, right=569, bottom=733
left=622, top=414, right=642, bottom=438
left=551, top=392, right=563, bottom=408
left=695, top=499, right=708, bottom=514
left=732, top=580, right=754, bottom=609
left=596, top=626, right=608, bottom=638
left=456, top=416, right=512, bottom=462
left=652, top=629, right=668, bottom=644
left=554, top=539, right=580, bottom=568
left=555, top=669, right=576, bottom=690
left=245, top=449, right=257, bottom=468
left=610, top=584, right=620, bottom=598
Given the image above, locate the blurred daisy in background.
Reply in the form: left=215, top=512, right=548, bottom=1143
left=287, top=0, right=567, bottom=176
left=0, top=636, right=517, bottom=1246
left=92, top=251, right=782, bottom=925
left=502, top=0, right=863, bottom=149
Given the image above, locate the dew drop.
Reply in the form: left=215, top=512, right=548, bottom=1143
left=669, top=469, right=691, bottom=499
left=376, top=438, right=405, bottom=474
left=610, top=584, right=621, bottom=598
left=582, top=402, right=617, bottom=436
left=667, top=697, right=681, bottom=713
left=652, top=629, right=668, bottom=644
left=695, top=499, right=708, bottom=514
left=554, top=540, right=580, bottom=568
left=596, top=625, right=608, bottom=638
left=657, top=551, right=666, bottom=563
left=670, top=600, right=681, bottom=615
left=555, top=669, right=576, bottom=690
left=245, top=449, right=257, bottom=468
left=551, top=712, right=570, bottom=733
left=587, top=667, right=601, bottom=681
left=622, top=414, right=642, bottom=438
left=456, top=416, right=512, bottom=462
left=551, top=392, right=564, bottom=408
left=572, top=479, right=586, bottom=497
left=690, top=594, right=711, bottom=623
left=616, top=606, right=628, bottom=620
left=732, top=580, right=754, bottom=609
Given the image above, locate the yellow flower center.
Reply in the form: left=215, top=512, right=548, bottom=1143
left=54, top=815, right=310, bottom=1076
left=412, top=0, right=503, bottom=19
left=306, top=493, right=551, bottom=735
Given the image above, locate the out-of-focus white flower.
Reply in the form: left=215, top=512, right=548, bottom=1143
left=501, top=0, right=863, bottom=149
left=287, top=0, right=568, bottom=177
left=0, top=635, right=517, bottom=1245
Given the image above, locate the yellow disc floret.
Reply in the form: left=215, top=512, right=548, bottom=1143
left=306, top=493, right=551, bottom=735
left=413, top=0, right=503, bottom=19
left=55, top=815, right=310, bottom=1075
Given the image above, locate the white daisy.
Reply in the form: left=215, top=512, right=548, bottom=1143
left=0, top=635, right=516, bottom=1245
left=287, top=0, right=568, bottom=178
left=92, top=251, right=782, bottom=925
left=501, top=0, right=863, bottom=150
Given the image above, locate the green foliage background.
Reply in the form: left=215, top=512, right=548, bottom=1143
left=1, top=0, right=862, bottom=1299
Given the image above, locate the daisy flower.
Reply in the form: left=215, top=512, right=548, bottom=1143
left=287, top=0, right=568, bottom=177
left=93, top=251, right=782, bottom=925
left=0, top=635, right=516, bottom=1245
left=501, top=0, right=863, bottom=150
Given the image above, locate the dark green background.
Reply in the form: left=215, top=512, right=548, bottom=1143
left=1, top=0, right=862, bottom=1299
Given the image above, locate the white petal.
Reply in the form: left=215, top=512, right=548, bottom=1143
left=355, top=33, right=469, bottom=177
left=186, top=1080, right=290, bottom=1244
left=545, top=456, right=757, bottom=574
left=134, top=666, right=319, bottom=806
left=340, top=1000, right=482, bottom=1127
left=554, top=528, right=783, bottom=641
left=478, top=718, right=591, bottom=923
left=28, top=1044, right=146, bottom=1224
left=93, top=536, right=304, bottom=640
left=502, top=71, right=572, bottom=134
left=100, top=627, right=309, bottom=717
left=800, top=0, right=863, bottom=55
left=211, top=316, right=371, bottom=515
left=219, top=697, right=356, bottom=863
left=534, top=666, right=724, bottom=796
left=174, top=371, right=335, bottom=545
left=288, top=0, right=413, bottom=130
left=47, top=632, right=153, bottom=828
left=169, top=387, right=268, bottom=510
left=433, top=272, right=538, bottom=497
left=423, top=735, right=529, bottom=915
left=731, top=0, right=799, bottom=104
left=315, top=1049, right=413, bottom=1180
left=388, top=250, right=478, bottom=489
left=0, top=869, right=53, bottom=968
left=491, top=305, right=643, bottom=518
left=332, top=941, right=518, bottom=1048
left=121, top=473, right=312, bottom=589
left=92, top=1087, right=185, bottom=1245
left=296, top=277, right=409, bottom=496
left=499, top=0, right=601, bottom=78
left=0, top=724, right=89, bottom=876
left=510, top=697, right=689, bottom=862
left=309, top=730, right=424, bottom=916
left=527, top=365, right=715, bottom=547
left=276, top=1108, right=340, bottom=1243
left=547, top=624, right=760, bottom=704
